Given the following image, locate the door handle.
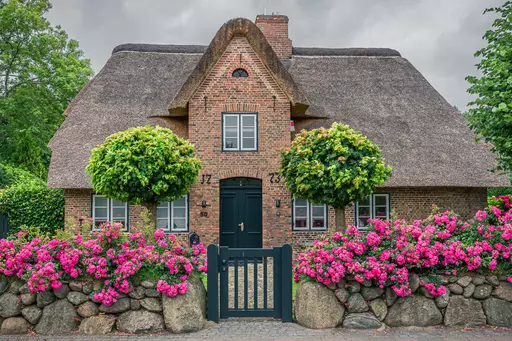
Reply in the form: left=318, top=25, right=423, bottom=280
left=238, top=222, right=244, bottom=231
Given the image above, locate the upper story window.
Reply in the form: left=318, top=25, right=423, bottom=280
left=92, top=194, right=128, bottom=231
left=355, top=193, right=390, bottom=230
left=232, top=68, right=248, bottom=77
left=156, top=195, right=189, bottom=233
left=222, top=113, right=258, bottom=151
left=293, top=198, right=327, bottom=231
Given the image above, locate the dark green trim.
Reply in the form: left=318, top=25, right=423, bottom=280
left=221, top=112, right=258, bottom=152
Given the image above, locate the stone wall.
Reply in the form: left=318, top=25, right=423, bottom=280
left=295, top=274, right=512, bottom=329
left=0, top=276, right=206, bottom=335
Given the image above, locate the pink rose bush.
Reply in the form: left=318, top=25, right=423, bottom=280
left=0, top=222, right=206, bottom=306
left=294, top=196, right=512, bottom=297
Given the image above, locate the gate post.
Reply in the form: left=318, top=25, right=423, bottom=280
left=207, top=244, right=219, bottom=322
left=281, top=244, right=293, bottom=322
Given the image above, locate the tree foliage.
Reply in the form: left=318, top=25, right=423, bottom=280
left=86, top=126, right=202, bottom=221
left=465, top=1, right=512, bottom=182
left=0, top=0, right=93, bottom=179
left=280, top=123, right=392, bottom=231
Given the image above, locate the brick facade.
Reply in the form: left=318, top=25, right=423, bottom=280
left=255, top=15, right=292, bottom=59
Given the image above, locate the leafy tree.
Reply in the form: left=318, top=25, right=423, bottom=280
left=465, top=1, right=512, bottom=183
left=280, top=123, right=392, bottom=232
left=0, top=0, right=93, bottom=179
left=86, top=126, right=202, bottom=226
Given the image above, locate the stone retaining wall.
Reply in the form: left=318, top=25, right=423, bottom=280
left=295, top=274, right=512, bottom=329
left=0, top=276, right=206, bottom=335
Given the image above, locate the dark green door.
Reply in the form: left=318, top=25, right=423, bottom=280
left=220, top=178, right=262, bottom=248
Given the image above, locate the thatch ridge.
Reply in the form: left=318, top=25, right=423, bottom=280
left=167, top=18, right=309, bottom=116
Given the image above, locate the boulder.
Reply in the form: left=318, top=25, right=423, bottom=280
left=130, top=299, right=141, bottom=310
left=336, top=279, right=346, bottom=289
left=342, top=313, right=382, bottom=329
left=77, top=301, right=98, bottom=318
left=473, top=284, right=493, bottom=300
left=8, top=280, right=24, bottom=294
left=434, top=289, right=450, bottom=309
left=1, top=317, right=30, bottom=335
left=463, top=283, right=475, bottom=298
left=361, top=287, right=384, bottom=301
left=69, top=281, right=82, bottom=292
left=99, top=298, right=130, bottom=313
left=369, top=298, right=387, bottom=321
left=21, top=306, right=42, bottom=324
left=0, top=278, right=8, bottom=294
left=444, top=296, right=486, bottom=327
left=361, top=279, right=372, bottom=287
left=447, top=283, right=463, bottom=295
left=346, top=281, right=361, bottom=294
left=482, top=297, right=512, bottom=328
left=79, top=315, right=115, bottom=335
left=347, top=293, right=368, bottom=313
left=163, top=276, right=207, bottom=333
left=334, top=288, right=349, bottom=303
left=145, top=289, right=161, bottom=298
left=472, top=276, right=485, bottom=286
left=385, top=295, right=442, bottom=327
left=486, top=276, right=500, bottom=286
left=35, top=299, right=78, bottom=335
left=492, top=283, right=512, bottom=302
left=295, top=281, right=344, bottom=329
left=457, top=276, right=472, bottom=287
left=19, top=284, right=30, bottom=294
left=67, top=292, right=89, bottom=305
left=0, top=293, right=22, bottom=318
left=385, top=287, right=397, bottom=306
left=36, top=291, right=56, bottom=308
left=129, top=286, right=145, bottom=299
left=20, top=293, right=36, bottom=305
left=116, top=310, right=165, bottom=333
left=82, top=282, right=94, bottom=295
left=140, top=298, right=162, bottom=312
left=409, top=274, right=420, bottom=292
left=140, top=280, right=155, bottom=289
left=53, top=284, right=70, bottom=299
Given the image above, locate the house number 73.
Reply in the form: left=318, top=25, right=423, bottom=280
left=269, top=172, right=281, bottom=184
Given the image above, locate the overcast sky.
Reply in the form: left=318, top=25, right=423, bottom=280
left=47, top=0, right=502, bottom=110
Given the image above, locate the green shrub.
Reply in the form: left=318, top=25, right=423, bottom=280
left=0, top=163, right=44, bottom=189
left=0, top=184, right=64, bottom=235
left=488, top=187, right=512, bottom=197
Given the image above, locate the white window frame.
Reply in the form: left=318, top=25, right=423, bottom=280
left=156, top=196, right=189, bottom=233
left=92, top=195, right=129, bottom=231
left=293, top=198, right=327, bottom=231
left=222, top=113, right=257, bottom=151
left=355, top=193, right=390, bottom=230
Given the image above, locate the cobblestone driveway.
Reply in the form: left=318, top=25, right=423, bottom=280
left=2, top=320, right=511, bottom=341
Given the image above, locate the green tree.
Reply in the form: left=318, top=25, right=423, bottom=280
left=86, top=125, right=202, bottom=227
left=0, top=0, right=93, bottom=179
left=280, top=123, right=392, bottom=232
left=465, top=1, right=512, bottom=183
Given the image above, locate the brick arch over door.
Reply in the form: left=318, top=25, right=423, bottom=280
left=217, top=169, right=265, bottom=181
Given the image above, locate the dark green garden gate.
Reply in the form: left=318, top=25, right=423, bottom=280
left=207, top=244, right=292, bottom=322
left=0, top=214, right=10, bottom=239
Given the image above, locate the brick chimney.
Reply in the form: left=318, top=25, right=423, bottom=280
left=255, top=14, right=292, bottom=59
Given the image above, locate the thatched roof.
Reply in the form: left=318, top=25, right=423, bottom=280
left=48, top=34, right=510, bottom=188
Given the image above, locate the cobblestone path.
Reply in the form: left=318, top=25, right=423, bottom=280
left=3, top=320, right=511, bottom=341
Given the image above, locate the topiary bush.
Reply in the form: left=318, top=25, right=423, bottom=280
left=0, top=163, right=45, bottom=189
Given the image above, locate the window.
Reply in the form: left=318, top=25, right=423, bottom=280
left=222, top=113, right=257, bottom=151
left=92, top=195, right=128, bottom=230
left=293, top=198, right=327, bottom=231
left=156, top=196, right=189, bottom=232
left=232, top=68, right=248, bottom=77
left=355, top=193, right=390, bottom=229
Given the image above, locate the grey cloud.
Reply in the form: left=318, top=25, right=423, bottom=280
left=47, top=0, right=501, bottom=110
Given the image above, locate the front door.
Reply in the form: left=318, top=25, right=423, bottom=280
left=220, top=177, right=262, bottom=248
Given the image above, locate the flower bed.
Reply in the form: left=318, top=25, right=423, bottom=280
left=294, top=196, right=512, bottom=329
left=0, top=223, right=207, bottom=335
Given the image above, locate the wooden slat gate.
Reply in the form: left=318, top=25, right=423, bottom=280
left=207, top=244, right=292, bottom=322
left=0, top=214, right=9, bottom=239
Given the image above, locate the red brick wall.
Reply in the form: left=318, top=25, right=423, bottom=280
left=187, top=36, right=292, bottom=248
left=255, top=15, right=292, bottom=59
